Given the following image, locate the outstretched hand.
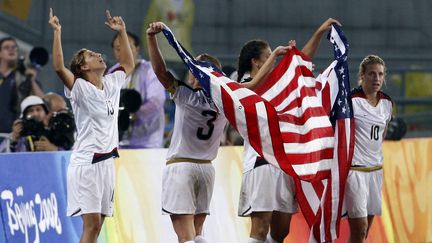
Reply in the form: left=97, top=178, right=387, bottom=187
left=273, top=45, right=292, bottom=57
left=48, top=8, right=61, bottom=31
left=104, top=10, right=126, bottom=32
left=288, top=39, right=296, bottom=48
left=146, top=22, right=167, bottom=36
left=318, top=18, right=342, bottom=33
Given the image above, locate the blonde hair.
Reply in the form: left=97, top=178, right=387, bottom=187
left=358, top=55, right=386, bottom=85
left=196, top=53, right=222, bottom=70
left=70, top=48, right=88, bottom=79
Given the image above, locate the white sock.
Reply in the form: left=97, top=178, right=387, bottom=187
left=184, top=241, right=195, bottom=243
left=194, top=235, right=207, bottom=243
left=265, top=233, right=278, bottom=243
left=248, top=237, right=265, bottom=243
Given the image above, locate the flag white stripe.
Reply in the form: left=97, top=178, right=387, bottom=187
left=283, top=137, right=335, bottom=154
left=256, top=102, right=279, bottom=168
left=301, top=180, right=321, bottom=214
left=275, top=89, right=322, bottom=114
left=319, top=179, right=329, bottom=241
left=279, top=102, right=326, bottom=117
left=261, top=58, right=300, bottom=101
left=279, top=116, right=332, bottom=134
left=261, top=55, right=314, bottom=101
left=292, top=159, right=333, bottom=176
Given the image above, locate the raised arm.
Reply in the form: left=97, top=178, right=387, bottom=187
left=301, top=18, right=341, bottom=60
left=146, top=22, right=176, bottom=90
left=105, top=10, right=134, bottom=75
left=48, top=8, right=74, bottom=90
left=242, top=43, right=293, bottom=91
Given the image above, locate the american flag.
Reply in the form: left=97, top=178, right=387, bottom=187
left=162, top=24, right=353, bottom=242
left=162, top=29, right=335, bottom=182
left=295, top=26, right=355, bottom=242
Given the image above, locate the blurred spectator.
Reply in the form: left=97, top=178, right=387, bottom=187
left=0, top=95, right=75, bottom=152
left=43, top=92, right=67, bottom=111
left=43, top=92, right=68, bottom=123
left=0, top=37, right=44, bottom=136
left=163, top=91, right=176, bottom=147
left=109, top=31, right=165, bottom=148
left=143, top=0, right=194, bottom=81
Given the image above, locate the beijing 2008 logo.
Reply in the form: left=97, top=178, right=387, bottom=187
left=0, top=186, right=62, bottom=243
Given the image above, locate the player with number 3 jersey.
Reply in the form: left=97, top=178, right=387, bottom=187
left=147, top=21, right=225, bottom=243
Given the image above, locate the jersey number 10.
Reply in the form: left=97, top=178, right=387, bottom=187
left=370, top=125, right=380, bottom=141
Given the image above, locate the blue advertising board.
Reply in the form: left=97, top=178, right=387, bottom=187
left=0, top=152, right=81, bottom=243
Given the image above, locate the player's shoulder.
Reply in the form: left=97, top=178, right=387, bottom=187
left=350, top=86, right=366, bottom=99
left=378, top=90, right=392, bottom=103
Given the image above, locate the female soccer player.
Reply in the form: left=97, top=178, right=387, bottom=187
left=147, top=22, right=226, bottom=243
left=236, top=18, right=341, bottom=243
left=345, top=55, right=392, bottom=243
left=49, top=8, right=134, bottom=243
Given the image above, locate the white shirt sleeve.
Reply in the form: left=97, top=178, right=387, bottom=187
left=171, top=81, right=195, bottom=104
left=65, top=78, right=87, bottom=101
left=107, top=67, right=127, bottom=89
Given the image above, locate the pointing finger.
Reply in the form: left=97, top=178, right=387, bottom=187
left=106, top=10, right=112, bottom=20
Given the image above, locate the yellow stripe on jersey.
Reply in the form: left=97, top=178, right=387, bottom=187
left=166, top=157, right=211, bottom=165
left=350, top=165, right=383, bottom=172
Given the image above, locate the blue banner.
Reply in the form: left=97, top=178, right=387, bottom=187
left=0, top=152, right=81, bottom=243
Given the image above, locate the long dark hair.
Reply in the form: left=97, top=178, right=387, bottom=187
left=236, top=39, right=269, bottom=82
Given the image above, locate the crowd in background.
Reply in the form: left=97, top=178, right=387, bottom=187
left=0, top=0, right=243, bottom=153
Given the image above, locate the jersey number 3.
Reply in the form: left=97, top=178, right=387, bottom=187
left=370, top=125, right=380, bottom=141
left=197, top=110, right=217, bottom=140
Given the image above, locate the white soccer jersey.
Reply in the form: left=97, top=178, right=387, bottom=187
left=242, top=141, right=260, bottom=173
left=351, top=88, right=393, bottom=167
left=166, top=81, right=226, bottom=161
left=65, top=69, right=126, bottom=165
left=239, top=73, right=262, bottom=173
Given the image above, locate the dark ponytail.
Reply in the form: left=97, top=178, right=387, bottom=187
left=237, top=39, right=269, bottom=82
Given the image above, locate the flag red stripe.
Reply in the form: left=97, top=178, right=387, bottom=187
left=211, top=71, right=223, bottom=77
left=312, top=180, right=325, bottom=198
left=263, top=101, right=297, bottom=176
left=294, top=181, right=316, bottom=228
left=266, top=67, right=300, bottom=106
left=221, top=87, right=237, bottom=130
left=281, top=127, right=335, bottom=143
left=321, top=83, right=332, bottom=115
left=309, top=180, right=327, bottom=241
left=322, top=175, right=333, bottom=242
left=277, top=86, right=319, bottom=114
left=298, top=170, right=330, bottom=181
left=285, top=148, right=334, bottom=165
left=240, top=96, right=263, bottom=157
left=226, top=82, right=243, bottom=92
left=278, top=107, right=329, bottom=125
left=255, top=50, right=295, bottom=95
left=256, top=47, right=313, bottom=95
left=266, top=66, right=315, bottom=108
